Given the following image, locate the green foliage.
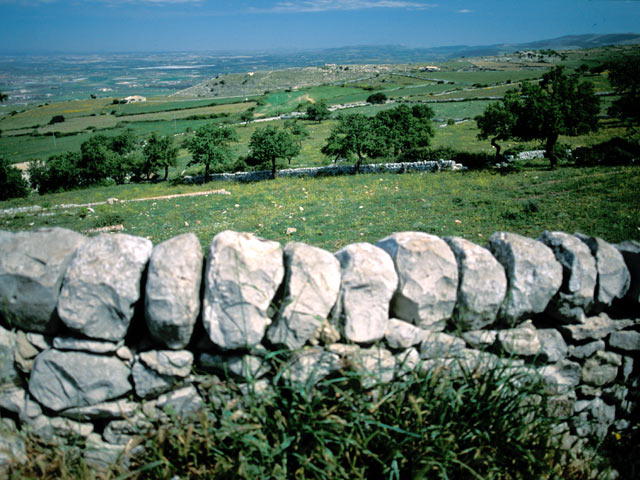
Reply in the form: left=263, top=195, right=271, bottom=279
left=0, top=90, right=7, bottom=103
left=248, top=124, right=301, bottom=178
left=185, top=124, right=238, bottom=181
left=0, top=156, right=29, bottom=200
left=142, top=132, right=178, bottom=180
left=475, top=66, right=600, bottom=167
left=607, top=55, right=640, bottom=128
left=305, top=99, right=331, bottom=123
left=48, top=115, right=65, bottom=125
left=573, top=137, right=640, bottom=166
left=372, top=104, right=435, bottom=158
left=322, top=113, right=384, bottom=172
left=366, top=92, right=387, bottom=104
left=28, top=152, right=83, bottom=194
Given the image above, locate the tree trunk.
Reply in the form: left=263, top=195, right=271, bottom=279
left=204, top=163, right=210, bottom=183
left=164, top=165, right=169, bottom=181
left=546, top=133, right=559, bottom=169
left=355, top=154, right=362, bottom=174
left=271, top=159, right=277, bottom=179
left=491, top=137, right=503, bottom=160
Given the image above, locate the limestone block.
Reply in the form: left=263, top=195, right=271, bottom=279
left=497, top=321, right=541, bottom=357
left=385, top=318, right=427, bottom=349
left=581, top=351, right=622, bottom=387
left=377, top=232, right=457, bottom=330
left=444, top=236, right=506, bottom=330
left=419, top=332, right=466, bottom=359
left=0, top=228, right=86, bottom=334
left=0, top=324, right=18, bottom=384
left=615, top=240, right=640, bottom=305
left=145, top=233, right=203, bottom=349
left=268, top=242, right=341, bottom=349
left=203, top=231, right=284, bottom=350
left=608, top=330, right=640, bottom=352
left=539, top=231, right=597, bottom=323
left=537, top=328, right=568, bottom=363
left=538, top=360, right=582, bottom=394
left=334, top=243, right=397, bottom=343
left=57, top=234, right=152, bottom=341
left=282, top=347, right=341, bottom=386
left=487, top=232, right=562, bottom=324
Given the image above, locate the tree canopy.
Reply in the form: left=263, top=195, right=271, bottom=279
left=322, top=113, right=384, bottom=173
left=305, top=99, right=331, bottom=123
left=143, top=133, right=178, bottom=180
left=249, top=125, right=301, bottom=179
left=0, top=157, right=29, bottom=200
left=607, top=55, right=640, bottom=130
left=372, top=104, right=435, bottom=157
left=186, top=124, right=238, bottom=182
left=366, top=92, right=387, bottom=104
left=475, top=66, right=600, bottom=168
left=0, top=91, right=7, bottom=103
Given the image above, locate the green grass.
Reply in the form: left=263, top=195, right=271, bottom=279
left=2, top=163, right=638, bottom=251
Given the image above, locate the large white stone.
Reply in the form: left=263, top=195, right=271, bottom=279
left=0, top=228, right=86, bottom=334
left=145, top=233, right=203, bottom=349
left=444, top=236, right=506, bottom=330
left=334, top=243, right=397, bottom=344
left=57, top=234, right=152, bottom=341
left=539, top=231, right=597, bottom=323
left=203, top=231, right=284, bottom=350
left=575, top=233, right=630, bottom=308
left=377, top=232, right=457, bottom=330
left=487, top=232, right=562, bottom=325
left=267, top=242, right=341, bottom=349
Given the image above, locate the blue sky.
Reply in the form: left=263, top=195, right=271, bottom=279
left=0, top=0, right=639, bottom=53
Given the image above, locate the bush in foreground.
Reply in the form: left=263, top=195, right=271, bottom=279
left=0, top=156, right=30, bottom=200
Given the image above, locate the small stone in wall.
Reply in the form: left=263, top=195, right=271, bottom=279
left=608, top=330, right=640, bottom=352
left=282, top=347, right=341, bottom=386
left=568, top=339, right=605, bottom=360
left=538, top=359, right=582, bottom=395
left=537, top=328, right=568, bottom=363
left=497, top=321, right=541, bottom=357
left=385, top=318, right=427, bottom=349
left=349, top=346, right=396, bottom=389
left=419, top=332, right=465, bottom=359
left=1, top=326, right=19, bottom=385
left=377, top=232, right=458, bottom=331
left=487, top=232, right=562, bottom=325
left=444, top=236, right=507, bottom=330
left=460, top=330, right=497, bottom=349
left=581, top=350, right=622, bottom=387
left=334, top=243, right=397, bottom=344
left=560, top=312, right=634, bottom=342
left=203, top=231, right=284, bottom=350
left=57, top=233, right=153, bottom=342
left=139, top=350, right=193, bottom=378
left=132, top=359, right=185, bottom=399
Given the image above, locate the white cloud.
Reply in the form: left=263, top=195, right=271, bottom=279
left=457, top=8, right=472, bottom=13
left=249, top=1, right=437, bottom=14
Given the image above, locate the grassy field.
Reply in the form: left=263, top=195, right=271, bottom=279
left=2, top=162, right=638, bottom=251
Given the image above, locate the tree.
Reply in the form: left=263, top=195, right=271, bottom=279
left=372, top=104, right=435, bottom=157
left=28, top=152, right=82, bottom=194
left=79, top=135, right=120, bottom=185
left=0, top=157, right=29, bottom=200
left=143, top=133, right=178, bottom=180
left=367, top=92, right=387, bottom=104
left=475, top=66, right=600, bottom=168
left=305, top=99, right=331, bottom=123
left=249, top=125, right=300, bottom=179
left=185, top=124, right=238, bottom=182
left=240, top=108, right=255, bottom=126
left=0, top=91, right=7, bottom=103
left=607, top=55, right=640, bottom=130
left=283, top=120, right=309, bottom=164
left=321, top=113, right=383, bottom=173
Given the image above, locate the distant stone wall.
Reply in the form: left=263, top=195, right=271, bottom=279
left=1, top=227, right=639, bottom=470
left=184, top=159, right=463, bottom=183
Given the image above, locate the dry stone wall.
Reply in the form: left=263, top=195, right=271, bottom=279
left=1, top=227, right=639, bottom=470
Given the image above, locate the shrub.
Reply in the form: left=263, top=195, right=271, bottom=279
left=366, top=92, right=387, bottom=104
left=48, top=115, right=65, bottom=125
left=573, top=137, right=640, bottom=166
left=0, top=157, right=30, bottom=200
left=28, top=152, right=82, bottom=194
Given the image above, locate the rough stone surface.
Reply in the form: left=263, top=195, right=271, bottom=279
left=0, top=383, right=26, bottom=414
left=572, top=398, right=615, bottom=440
left=268, top=242, right=341, bottom=349
left=581, top=350, right=622, bottom=387
left=132, top=359, right=183, bottom=399
left=385, top=318, right=426, bottom=349
left=575, top=233, right=631, bottom=307
left=395, top=347, right=420, bottom=375
left=334, top=243, right=397, bottom=343
left=199, top=352, right=270, bottom=379
left=14, top=331, right=39, bottom=373
left=145, top=233, right=203, bottom=350
left=0, top=423, right=27, bottom=467
left=349, top=346, right=396, bottom=389
left=53, top=336, right=122, bottom=354
left=444, top=236, right=506, bottom=330
left=498, top=321, right=541, bottom=356
left=310, top=319, right=341, bottom=346
left=57, top=234, right=152, bottom=341
left=0, top=228, right=87, bottom=334
left=561, top=313, right=633, bottom=341
left=203, top=231, right=284, bottom=350
left=84, top=433, right=126, bottom=471
left=103, top=416, right=153, bottom=445
left=0, top=325, right=18, bottom=384
left=152, top=385, right=204, bottom=418
left=569, top=340, right=605, bottom=360
left=487, top=232, right=562, bottom=324
left=26, top=333, right=51, bottom=351
left=538, top=360, right=582, bottom=394
left=282, top=347, right=341, bottom=386
left=615, top=240, right=640, bottom=305
left=139, top=350, right=193, bottom=377
left=377, top=232, right=457, bottom=330
left=537, top=328, right=568, bottom=363
left=461, top=330, right=497, bottom=349
left=539, top=231, right=597, bottom=323
left=608, top=331, right=640, bottom=352
left=419, top=332, right=466, bottom=359
left=29, top=349, right=132, bottom=411
left=61, top=399, right=140, bottom=421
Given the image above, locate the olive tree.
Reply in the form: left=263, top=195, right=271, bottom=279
left=185, top=124, right=238, bottom=182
